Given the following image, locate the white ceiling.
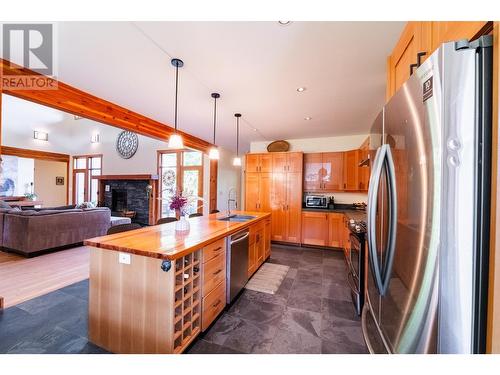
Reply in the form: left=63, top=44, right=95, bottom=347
left=4, top=21, right=405, bottom=152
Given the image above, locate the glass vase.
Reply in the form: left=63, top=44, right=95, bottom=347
left=175, top=215, right=190, bottom=233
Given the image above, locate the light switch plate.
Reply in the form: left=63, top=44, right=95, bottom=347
left=105, top=185, right=110, bottom=192
left=119, top=252, right=131, bottom=265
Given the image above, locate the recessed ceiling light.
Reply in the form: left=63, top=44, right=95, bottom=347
left=278, top=21, right=291, bottom=26
left=253, top=128, right=258, bottom=132
left=296, top=87, right=306, bottom=92
left=304, top=117, right=312, bottom=121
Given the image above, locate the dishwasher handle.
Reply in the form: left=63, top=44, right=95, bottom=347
left=230, top=231, right=249, bottom=245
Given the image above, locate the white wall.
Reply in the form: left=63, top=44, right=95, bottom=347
left=34, top=159, right=67, bottom=207
left=249, top=134, right=369, bottom=204
left=17, top=157, right=35, bottom=196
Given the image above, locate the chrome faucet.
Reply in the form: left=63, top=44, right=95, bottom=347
left=227, top=187, right=238, bottom=217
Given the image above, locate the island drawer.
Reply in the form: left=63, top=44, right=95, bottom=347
left=203, top=238, right=226, bottom=263
left=202, top=252, right=226, bottom=297
left=202, top=280, right=226, bottom=331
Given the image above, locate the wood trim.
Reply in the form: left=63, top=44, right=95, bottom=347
left=487, top=21, right=500, bottom=354
left=1, top=145, right=69, bottom=163
left=95, top=174, right=159, bottom=180
left=1, top=58, right=213, bottom=153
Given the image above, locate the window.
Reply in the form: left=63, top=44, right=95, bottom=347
left=158, top=150, right=203, bottom=218
left=72, top=155, right=102, bottom=205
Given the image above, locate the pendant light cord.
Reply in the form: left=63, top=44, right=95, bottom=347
left=213, top=96, right=217, bottom=144
left=174, top=63, right=179, bottom=133
left=236, top=116, right=239, bottom=157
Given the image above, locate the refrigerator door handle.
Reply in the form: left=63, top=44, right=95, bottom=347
left=380, top=145, right=398, bottom=295
left=367, top=145, right=386, bottom=295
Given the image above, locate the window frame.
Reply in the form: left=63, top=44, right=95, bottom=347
left=157, top=149, right=204, bottom=218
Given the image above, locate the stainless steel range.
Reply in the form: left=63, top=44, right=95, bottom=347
left=346, top=218, right=367, bottom=316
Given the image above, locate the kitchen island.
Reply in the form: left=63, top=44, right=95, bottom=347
left=84, top=211, right=271, bottom=354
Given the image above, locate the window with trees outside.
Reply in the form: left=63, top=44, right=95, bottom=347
left=158, top=149, right=204, bottom=218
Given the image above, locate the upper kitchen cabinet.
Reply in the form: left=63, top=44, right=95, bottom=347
left=246, top=153, right=272, bottom=172
left=304, top=152, right=344, bottom=192
left=387, top=21, right=492, bottom=101
left=272, top=152, right=303, bottom=173
left=244, top=172, right=271, bottom=212
left=386, top=22, right=430, bottom=101
left=343, top=150, right=359, bottom=191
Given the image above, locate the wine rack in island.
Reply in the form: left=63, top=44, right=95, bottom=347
left=173, top=250, right=202, bottom=353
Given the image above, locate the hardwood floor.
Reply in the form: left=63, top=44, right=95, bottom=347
left=0, top=246, right=90, bottom=308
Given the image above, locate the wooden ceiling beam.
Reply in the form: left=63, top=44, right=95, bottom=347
left=0, top=58, right=212, bottom=153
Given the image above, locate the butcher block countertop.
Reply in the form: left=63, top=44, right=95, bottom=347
left=84, top=211, right=271, bottom=261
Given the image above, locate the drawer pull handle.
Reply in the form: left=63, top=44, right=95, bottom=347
left=212, top=299, right=221, bottom=308
left=213, top=269, right=223, bottom=276
left=213, top=247, right=222, bottom=252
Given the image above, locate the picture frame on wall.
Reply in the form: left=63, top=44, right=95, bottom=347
left=56, top=176, right=65, bottom=185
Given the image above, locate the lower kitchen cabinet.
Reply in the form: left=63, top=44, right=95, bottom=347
left=301, top=211, right=349, bottom=249
left=328, top=213, right=344, bottom=247
left=248, top=219, right=270, bottom=278
left=301, top=211, right=329, bottom=247
left=264, top=218, right=271, bottom=259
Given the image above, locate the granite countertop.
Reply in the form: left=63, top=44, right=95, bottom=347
left=302, top=206, right=367, bottom=222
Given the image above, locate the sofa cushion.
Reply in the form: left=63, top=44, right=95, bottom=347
left=0, top=200, right=12, bottom=209
left=21, top=204, right=77, bottom=211
left=8, top=209, right=83, bottom=216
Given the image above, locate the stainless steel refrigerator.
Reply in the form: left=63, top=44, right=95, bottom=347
left=362, top=36, right=493, bottom=354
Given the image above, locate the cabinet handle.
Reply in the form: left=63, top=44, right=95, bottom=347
left=213, top=246, right=222, bottom=252
left=287, top=204, right=289, bottom=210
left=344, top=183, right=346, bottom=189
left=213, top=269, right=223, bottom=276
left=212, top=299, right=222, bottom=308
left=410, top=63, right=418, bottom=76
left=416, top=51, right=427, bottom=67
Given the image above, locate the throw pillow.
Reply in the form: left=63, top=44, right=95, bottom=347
left=76, top=201, right=96, bottom=209
left=0, top=200, right=12, bottom=209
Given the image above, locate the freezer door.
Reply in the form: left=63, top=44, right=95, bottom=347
left=379, top=48, right=442, bottom=354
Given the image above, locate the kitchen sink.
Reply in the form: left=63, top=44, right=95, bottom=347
left=217, top=214, right=256, bottom=222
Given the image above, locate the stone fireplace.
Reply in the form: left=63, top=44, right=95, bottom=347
left=96, top=175, right=159, bottom=226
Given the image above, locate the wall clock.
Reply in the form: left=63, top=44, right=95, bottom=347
left=116, top=131, right=139, bottom=159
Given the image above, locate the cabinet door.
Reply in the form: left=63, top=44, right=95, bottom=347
left=264, top=219, right=271, bottom=259
left=322, top=152, right=344, bottom=191
left=301, top=212, right=328, bottom=246
left=343, top=150, right=359, bottom=191
left=328, top=213, right=344, bottom=248
left=271, top=172, right=287, bottom=242
left=303, top=153, right=323, bottom=191
left=259, top=154, right=273, bottom=173
left=285, top=172, right=303, bottom=243
left=246, top=154, right=260, bottom=172
left=357, top=147, right=370, bottom=191
left=259, top=173, right=272, bottom=213
left=387, top=22, right=429, bottom=100
left=343, top=217, right=351, bottom=258
left=256, top=229, right=265, bottom=266
left=248, top=241, right=257, bottom=277
left=245, top=172, right=260, bottom=211
left=287, top=152, right=303, bottom=173
left=272, top=153, right=288, bottom=173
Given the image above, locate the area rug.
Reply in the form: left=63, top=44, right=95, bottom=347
left=244, top=263, right=290, bottom=294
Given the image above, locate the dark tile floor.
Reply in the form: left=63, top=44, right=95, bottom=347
left=187, top=244, right=368, bottom=354
left=0, top=244, right=367, bottom=354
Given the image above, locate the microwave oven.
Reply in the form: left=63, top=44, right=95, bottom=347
left=305, top=195, right=328, bottom=208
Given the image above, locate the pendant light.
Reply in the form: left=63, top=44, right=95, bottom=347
left=168, top=58, right=184, bottom=149
left=233, top=113, right=242, bottom=166
left=208, top=92, right=220, bottom=160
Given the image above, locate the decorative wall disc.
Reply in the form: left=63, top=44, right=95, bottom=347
left=116, top=131, right=139, bottom=159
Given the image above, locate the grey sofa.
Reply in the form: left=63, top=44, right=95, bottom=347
left=0, top=206, right=111, bottom=257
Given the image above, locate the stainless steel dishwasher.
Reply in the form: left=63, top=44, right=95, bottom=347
left=226, top=229, right=249, bottom=304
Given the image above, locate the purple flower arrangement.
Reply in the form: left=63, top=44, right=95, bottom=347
left=169, top=192, right=189, bottom=213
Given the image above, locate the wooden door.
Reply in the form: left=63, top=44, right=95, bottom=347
left=328, top=213, right=344, bottom=248
left=272, top=152, right=288, bottom=173
left=258, top=173, right=272, bottom=213
left=343, top=150, right=359, bottom=191
left=303, top=153, right=323, bottom=191
left=287, top=152, right=303, bottom=173
left=264, top=219, right=271, bottom=259
left=301, top=211, right=328, bottom=246
left=259, top=154, right=273, bottom=173
left=271, top=172, right=287, bottom=242
left=245, top=172, right=260, bottom=211
left=285, top=172, right=303, bottom=243
left=246, top=154, right=260, bottom=172
left=387, top=22, right=430, bottom=100
left=322, top=152, right=344, bottom=191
